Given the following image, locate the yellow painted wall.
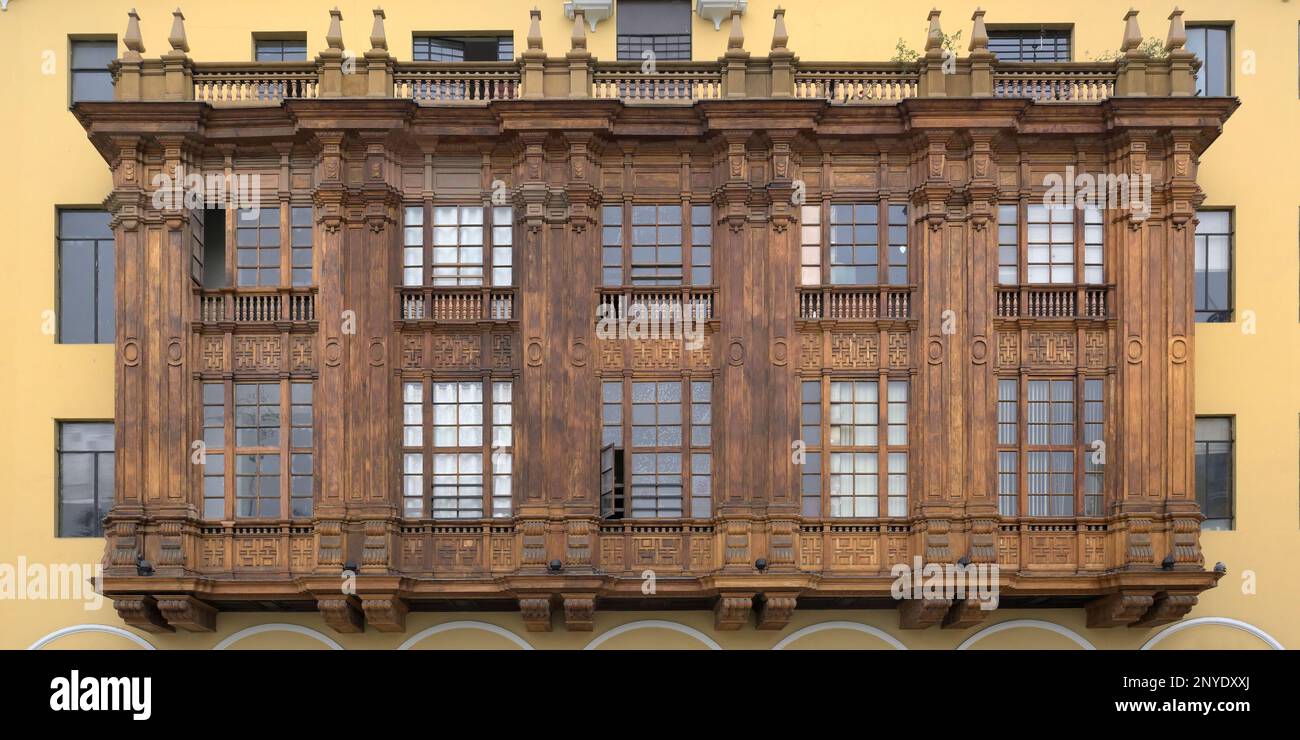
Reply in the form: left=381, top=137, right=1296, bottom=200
left=0, top=0, right=1294, bottom=650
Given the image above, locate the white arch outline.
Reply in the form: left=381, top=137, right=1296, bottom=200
left=583, top=619, right=722, bottom=650
left=28, top=624, right=156, bottom=651
left=1140, top=617, right=1285, bottom=650
left=397, top=620, right=534, bottom=650
left=771, top=621, right=908, bottom=650
left=212, top=623, right=344, bottom=650
left=955, top=618, right=1096, bottom=650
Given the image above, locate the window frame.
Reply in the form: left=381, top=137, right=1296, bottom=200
left=252, top=34, right=309, bottom=62
left=984, top=25, right=1073, bottom=62
left=403, top=202, right=513, bottom=288
left=411, top=33, right=514, bottom=62
left=599, top=375, right=713, bottom=520
left=799, top=373, right=911, bottom=519
left=615, top=0, right=693, bottom=62
left=996, top=375, right=1108, bottom=518
left=995, top=200, right=1106, bottom=287
left=56, top=421, right=115, bottom=538
left=68, top=36, right=117, bottom=105
left=56, top=207, right=115, bottom=344
left=1193, top=207, right=1234, bottom=322
left=798, top=199, right=912, bottom=288
left=1185, top=23, right=1233, bottom=97
left=1194, top=415, right=1235, bottom=531
left=199, top=378, right=315, bottom=521
left=601, top=201, right=713, bottom=288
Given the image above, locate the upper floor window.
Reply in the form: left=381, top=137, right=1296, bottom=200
left=236, top=207, right=281, bottom=286
left=70, top=38, right=116, bottom=103
left=413, top=35, right=513, bottom=62
left=997, top=203, right=1104, bottom=285
left=1194, top=209, right=1232, bottom=322
left=1186, top=24, right=1231, bottom=96
left=800, top=202, right=909, bottom=286
left=254, top=36, right=308, bottom=62
left=617, top=0, right=692, bottom=61
left=602, top=203, right=711, bottom=287
left=601, top=379, right=712, bottom=519
left=986, top=27, right=1071, bottom=62
left=57, top=209, right=114, bottom=343
left=997, top=377, right=1105, bottom=517
left=57, top=422, right=114, bottom=537
left=800, top=377, right=910, bottom=518
left=1195, top=416, right=1234, bottom=530
left=402, top=380, right=513, bottom=519
left=201, top=381, right=314, bottom=519
left=403, top=205, right=513, bottom=287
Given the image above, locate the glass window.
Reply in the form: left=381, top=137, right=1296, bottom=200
left=235, top=207, right=281, bottom=287
left=57, top=422, right=114, bottom=537
left=400, top=380, right=506, bottom=520
left=601, top=378, right=709, bottom=519
left=254, top=38, right=307, bottom=62
left=829, top=203, right=879, bottom=285
left=1026, top=204, right=1074, bottom=284
left=235, top=382, right=281, bottom=518
left=1194, top=209, right=1232, bottom=322
left=1195, top=417, right=1233, bottom=530
left=987, top=28, right=1071, bottom=62
left=690, top=205, right=712, bottom=287
left=630, top=205, right=683, bottom=286
left=290, top=206, right=313, bottom=286
left=413, top=35, right=513, bottom=62
left=404, top=205, right=509, bottom=287
left=800, top=205, right=822, bottom=286
left=70, top=39, right=116, bottom=103
left=616, top=0, right=691, bottom=61
left=801, top=378, right=909, bottom=519
left=1186, top=25, right=1230, bottom=96
left=57, top=209, right=114, bottom=343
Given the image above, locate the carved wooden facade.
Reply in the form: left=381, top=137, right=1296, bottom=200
left=78, top=7, right=1236, bottom=634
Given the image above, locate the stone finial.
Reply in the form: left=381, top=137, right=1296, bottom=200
left=1121, top=9, right=1142, bottom=53
left=168, top=8, right=189, bottom=54
left=326, top=7, right=344, bottom=51
left=571, top=9, right=587, bottom=52
left=124, top=8, right=145, bottom=56
left=369, top=7, right=387, bottom=52
left=527, top=7, right=543, bottom=51
left=925, top=9, right=943, bottom=53
left=969, top=8, right=988, bottom=53
left=728, top=8, right=744, bottom=50
left=771, top=7, right=788, bottom=52
left=1166, top=7, right=1187, bottom=52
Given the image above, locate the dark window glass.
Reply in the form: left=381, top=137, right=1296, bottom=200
left=70, top=39, right=116, bottom=103
left=254, top=38, right=307, bottom=62
left=290, top=206, right=313, bottom=286
left=58, top=422, right=114, bottom=537
left=413, top=35, right=513, bottom=62
left=987, top=28, right=1071, bottom=62
left=1186, top=25, right=1230, bottom=96
left=58, top=209, right=114, bottom=343
left=630, top=205, right=682, bottom=285
left=235, top=207, right=281, bottom=286
left=617, top=0, right=692, bottom=61
left=1195, top=417, right=1233, bottom=530
left=1194, top=209, right=1232, bottom=322
left=828, top=203, right=879, bottom=285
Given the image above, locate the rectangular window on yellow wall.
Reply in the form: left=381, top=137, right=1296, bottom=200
left=70, top=38, right=116, bottom=104
left=1195, top=416, right=1234, bottom=530
left=57, top=209, right=114, bottom=344
left=57, top=422, right=114, bottom=537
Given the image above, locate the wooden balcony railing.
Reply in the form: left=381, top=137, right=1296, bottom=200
left=992, top=63, right=1117, bottom=102
left=395, top=62, right=520, bottom=103
left=592, top=62, right=724, bottom=102
left=793, top=64, right=920, bottom=102
left=195, top=287, right=317, bottom=324
left=797, top=286, right=912, bottom=321
left=397, top=286, right=515, bottom=322
left=995, top=285, right=1111, bottom=319
left=595, top=288, right=716, bottom=324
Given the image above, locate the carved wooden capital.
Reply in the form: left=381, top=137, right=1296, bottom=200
left=899, top=597, right=952, bottom=629
left=562, top=594, right=595, bottom=631
left=1131, top=592, right=1197, bottom=628
left=361, top=596, right=409, bottom=632
left=756, top=594, right=797, bottom=630
left=941, top=597, right=993, bottom=629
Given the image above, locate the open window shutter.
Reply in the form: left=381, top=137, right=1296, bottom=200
left=600, top=443, right=616, bottom=517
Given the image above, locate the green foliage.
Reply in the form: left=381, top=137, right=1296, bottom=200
left=891, top=30, right=963, bottom=66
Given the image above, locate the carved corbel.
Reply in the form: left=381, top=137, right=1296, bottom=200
left=317, top=596, right=365, bottom=633
left=156, top=595, right=217, bottom=632
left=114, top=596, right=173, bottom=633
left=1085, top=592, right=1155, bottom=628
left=562, top=594, right=596, bottom=631
left=756, top=594, right=797, bottom=630
left=941, top=597, right=994, bottom=629
left=1131, top=592, right=1197, bottom=628
left=714, top=594, right=754, bottom=630
left=360, top=596, right=409, bottom=632
left=520, top=597, right=553, bottom=632
left=898, top=597, right=952, bottom=629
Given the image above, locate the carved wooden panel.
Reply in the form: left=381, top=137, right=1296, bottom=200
left=630, top=339, right=681, bottom=370
left=234, top=537, right=279, bottom=569
left=430, top=334, right=481, bottom=369
left=887, top=331, right=909, bottom=368
left=830, top=331, right=880, bottom=370
left=233, top=336, right=282, bottom=372
left=1025, top=331, right=1075, bottom=367
left=201, top=336, right=225, bottom=371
